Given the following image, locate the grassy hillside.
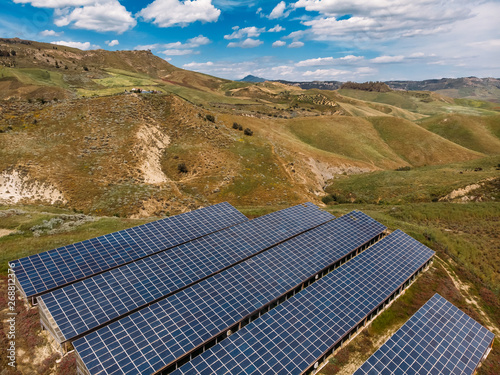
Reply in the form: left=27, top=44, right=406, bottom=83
left=324, top=156, right=500, bottom=204
left=369, top=116, right=483, bottom=166
left=418, top=114, right=500, bottom=155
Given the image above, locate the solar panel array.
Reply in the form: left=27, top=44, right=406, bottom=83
left=354, top=293, right=495, bottom=375
left=73, top=211, right=386, bottom=375
left=40, top=203, right=334, bottom=343
left=11, top=202, right=248, bottom=298
left=172, top=230, right=435, bottom=375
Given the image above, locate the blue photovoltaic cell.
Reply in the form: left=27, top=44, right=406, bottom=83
left=11, top=202, right=247, bottom=298
left=41, top=203, right=334, bottom=343
left=353, top=294, right=494, bottom=375
left=73, top=210, right=385, bottom=375
left=172, top=230, right=435, bottom=375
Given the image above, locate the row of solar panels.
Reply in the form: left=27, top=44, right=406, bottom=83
left=12, top=202, right=492, bottom=375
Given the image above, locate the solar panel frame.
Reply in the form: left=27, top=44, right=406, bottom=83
left=39, top=203, right=335, bottom=344
left=171, top=229, right=435, bottom=375
left=73, top=210, right=386, bottom=375
left=11, top=202, right=248, bottom=300
left=353, top=293, right=495, bottom=375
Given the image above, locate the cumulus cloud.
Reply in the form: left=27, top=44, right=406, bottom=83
left=224, top=26, right=266, bottom=39
left=269, top=1, right=290, bottom=19
left=50, top=40, right=94, bottom=50
left=268, top=24, right=285, bottom=32
left=296, top=0, right=475, bottom=42
left=14, top=0, right=136, bottom=33
left=39, top=29, right=63, bottom=36
left=187, top=35, right=211, bottom=47
left=106, top=39, right=119, bottom=46
left=370, top=55, right=405, bottom=63
left=295, top=55, right=364, bottom=67
left=162, top=49, right=197, bottom=55
left=138, top=0, right=220, bottom=27
left=288, top=41, right=304, bottom=48
left=227, top=38, right=263, bottom=48
left=134, top=35, right=210, bottom=55
left=14, top=0, right=97, bottom=7
left=54, top=1, right=136, bottom=33
left=183, top=61, right=214, bottom=68
left=272, top=40, right=286, bottom=47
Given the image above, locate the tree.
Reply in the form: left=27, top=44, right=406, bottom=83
left=244, top=128, right=253, bottom=136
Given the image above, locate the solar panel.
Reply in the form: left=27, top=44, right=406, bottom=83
left=11, top=202, right=248, bottom=299
left=171, top=230, right=435, bottom=375
left=39, top=203, right=334, bottom=344
left=354, top=294, right=495, bottom=375
left=73, top=210, right=386, bottom=375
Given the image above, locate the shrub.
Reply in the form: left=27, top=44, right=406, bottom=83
left=243, top=128, right=253, bottom=136
left=177, top=163, right=188, bottom=173
left=205, top=114, right=215, bottom=122
left=238, top=125, right=243, bottom=130
left=83, top=66, right=89, bottom=71
left=395, top=166, right=411, bottom=171
left=322, top=195, right=334, bottom=204
left=232, top=122, right=239, bottom=129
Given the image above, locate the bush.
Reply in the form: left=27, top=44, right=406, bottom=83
left=232, top=122, right=239, bottom=129
left=322, top=195, right=334, bottom=204
left=177, top=163, right=188, bottom=173
left=205, top=114, right=215, bottom=122
left=243, top=128, right=253, bottom=136
left=83, top=66, right=89, bottom=71
left=238, top=125, right=243, bottom=130
left=395, top=166, right=411, bottom=171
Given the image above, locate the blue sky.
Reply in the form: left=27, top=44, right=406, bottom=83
left=1, top=0, right=499, bottom=81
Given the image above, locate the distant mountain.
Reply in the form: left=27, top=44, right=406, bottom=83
left=240, top=75, right=266, bottom=83
left=385, top=77, right=500, bottom=102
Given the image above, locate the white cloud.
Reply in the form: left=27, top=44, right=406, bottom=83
left=296, top=56, right=334, bottom=66
left=297, top=0, right=475, bottom=43
left=54, top=1, right=136, bottom=33
left=468, top=39, right=500, bottom=49
left=50, top=40, right=93, bottom=50
left=106, top=39, right=119, bottom=46
left=187, top=35, right=211, bottom=47
left=272, top=40, right=286, bottom=47
left=13, top=0, right=97, bottom=7
left=224, top=26, right=265, bottom=39
left=183, top=61, right=214, bottom=68
left=161, top=49, right=198, bottom=55
left=134, top=35, right=210, bottom=54
left=288, top=41, right=304, bottom=48
left=39, top=29, right=63, bottom=36
left=138, top=0, right=220, bottom=27
left=303, top=68, right=350, bottom=78
left=370, top=55, right=405, bottom=63
left=409, top=52, right=425, bottom=58
left=340, top=55, right=364, bottom=62
left=296, top=55, right=364, bottom=67
left=269, top=1, right=290, bottom=19
left=268, top=24, right=285, bottom=32
left=227, top=38, right=263, bottom=48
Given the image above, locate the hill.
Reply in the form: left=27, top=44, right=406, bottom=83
left=1, top=38, right=500, bottom=218
left=240, top=75, right=266, bottom=83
